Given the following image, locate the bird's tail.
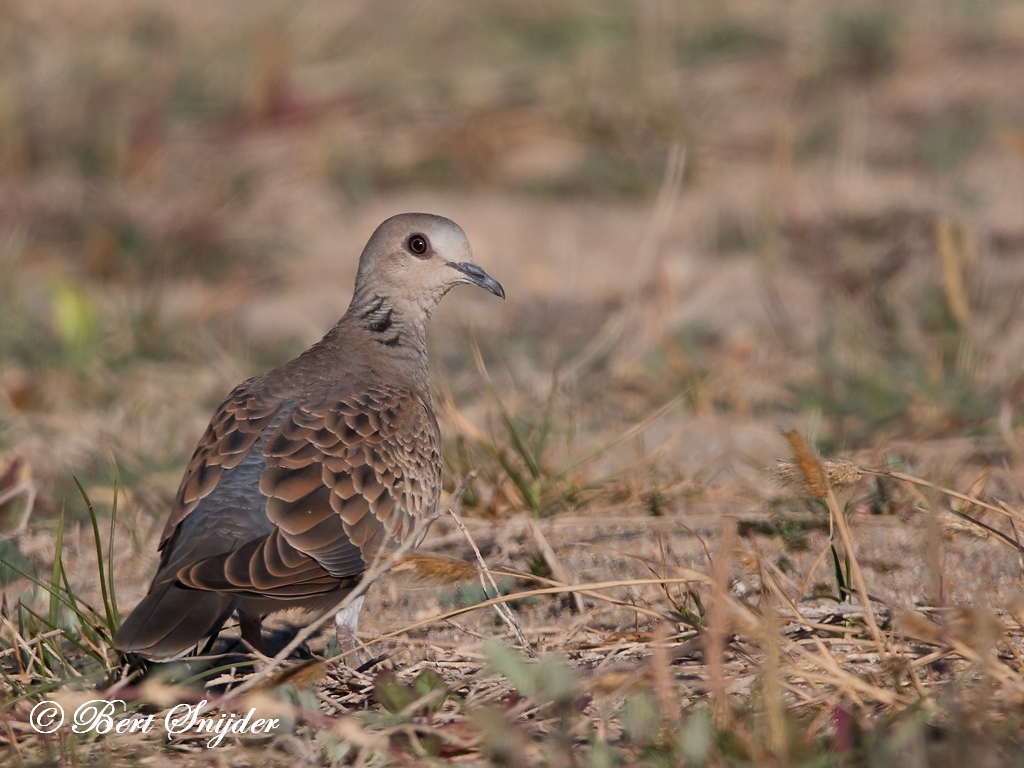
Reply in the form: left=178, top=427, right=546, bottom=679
left=114, top=578, right=236, bottom=661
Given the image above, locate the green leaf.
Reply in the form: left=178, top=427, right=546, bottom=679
left=419, top=733, right=443, bottom=756
left=537, top=654, right=579, bottom=705
left=590, top=739, right=619, bottom=768
left=621, top=692, right=660, bottom=744
left=412, top=669, right=448, bottom=713
left=677, top=706, right=713, bottom=765
left=374, top=671, right=417, bottom=715
left=484, top=637, right=538, bottom=698
left=469, top=706, right=522, bottom=764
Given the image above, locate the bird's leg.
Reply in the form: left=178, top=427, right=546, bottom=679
left=334, top=595, right=365, bottom=667
left=238, top=610, right=264, bottom=655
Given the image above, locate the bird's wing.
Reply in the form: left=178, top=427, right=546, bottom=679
left=175, top=384, right=442, bottom=598
left=160, top=380, right=284, bottom=549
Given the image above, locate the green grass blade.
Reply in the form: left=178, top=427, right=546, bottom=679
left=499, top=408, right=541, bottom=481
left=496, top=451, right=539, bottom=513
left=1, top=559, right=107, bottom=663
left=472, top=340, right=543, bottom=480
left=108, top=480, right=120, bottom=631
left=689, top=588, right=706, bottom=620
left=58, top=558, right=104, bottom=648
left=0, top=663, right=28, bottom=702
left=20, top=602, right=104, bottom=665
left=48, top=506, right=66, bottom=627
left=830, top=544, right=847, bottom=599
left=532, top=371, right=559, bottom=465
left=74, top=477, right=116, bottom=637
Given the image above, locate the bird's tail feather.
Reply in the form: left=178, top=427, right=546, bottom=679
left=114, top=579, right=236, bottom=661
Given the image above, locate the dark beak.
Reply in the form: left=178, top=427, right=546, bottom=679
left=449, top=261, right=505, bottom=299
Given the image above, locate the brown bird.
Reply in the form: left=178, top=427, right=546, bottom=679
left=114, top=213, right=504, bottom=660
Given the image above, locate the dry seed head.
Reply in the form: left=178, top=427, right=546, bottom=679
left=393, top=552, right=479, bottom=583
left=771, top=458, right=863, bottom=491
left=781, top=430, right=828, bottom=497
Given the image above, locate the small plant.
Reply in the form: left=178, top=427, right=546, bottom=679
left=447, top=350, right=684, bottom=518
left=444, top=363, right=593, bottom=518
left=487, top=380, right=583, bottom=517
left=0, top=482, right=124, bottom=706
left=369, top=669, right=453, bottom=756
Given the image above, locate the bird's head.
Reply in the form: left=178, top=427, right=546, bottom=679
left=352, top=213, right=504, bottom=317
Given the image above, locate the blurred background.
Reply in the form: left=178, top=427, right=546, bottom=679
left=2, top=0, right=1024, bottom=542
left=6, top=6, right=1024, bottom=759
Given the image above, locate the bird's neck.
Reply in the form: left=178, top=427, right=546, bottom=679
left=333, top=289, right=433, bottom=387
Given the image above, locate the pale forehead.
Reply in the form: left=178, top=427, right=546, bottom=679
left=377, top=212, right=468, bottom=248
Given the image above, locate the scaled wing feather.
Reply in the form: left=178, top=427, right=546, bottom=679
left=174, top=385, right=441, bottom=597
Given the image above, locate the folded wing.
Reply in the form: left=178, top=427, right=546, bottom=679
left=174, top=385, right=442, bottom=597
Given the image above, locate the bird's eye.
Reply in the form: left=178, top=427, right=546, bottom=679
left=406, top=234, right=429, bottom=256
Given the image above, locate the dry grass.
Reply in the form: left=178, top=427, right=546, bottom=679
left=6, top=458, right=1024, bottom=765
left=3, top=0, right=1024, bottom=765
